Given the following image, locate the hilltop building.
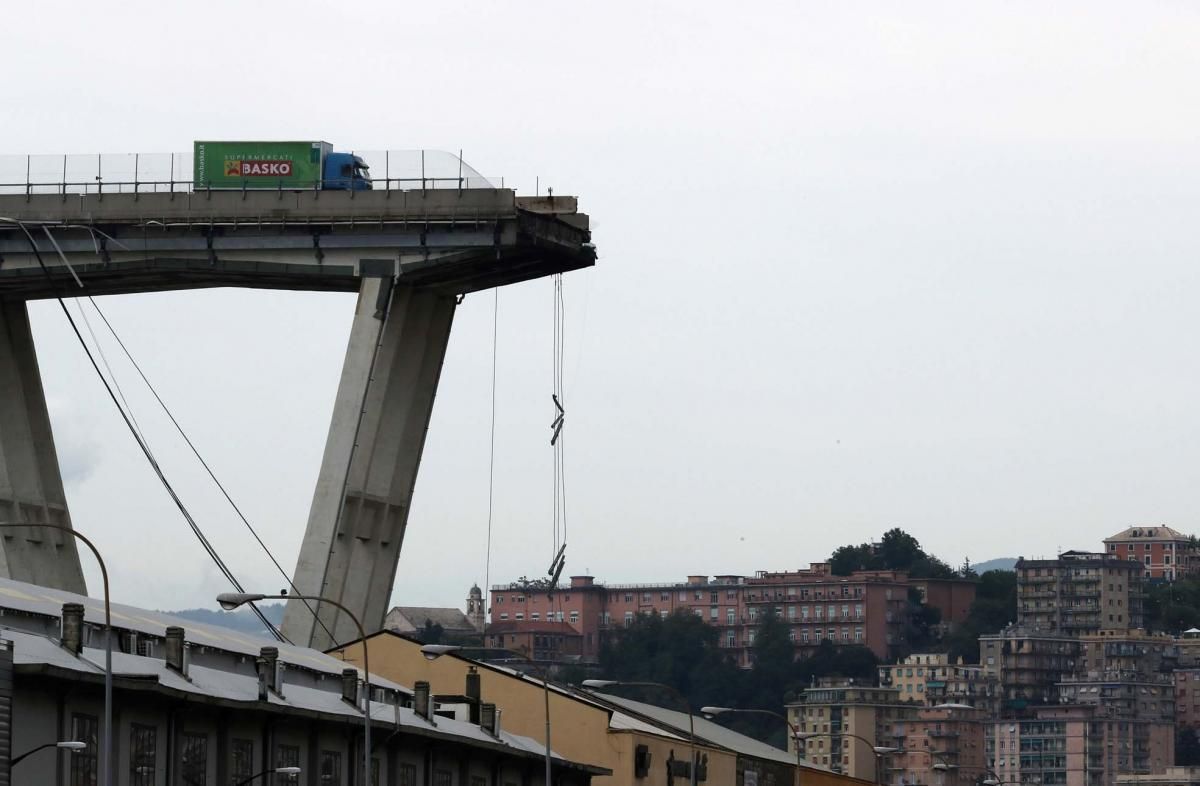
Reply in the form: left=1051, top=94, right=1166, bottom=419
left=1104, top=526, right=1197, bottom=582
left=1015, top=551, right=1144, bottom=635
left=489, top=566, right=976, bottom=666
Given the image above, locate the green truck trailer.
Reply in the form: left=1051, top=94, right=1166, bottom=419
left=193, top=141, right=371, bottom=190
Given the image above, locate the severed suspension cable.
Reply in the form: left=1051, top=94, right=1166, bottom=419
left=9, top=219, right=285, bottom=642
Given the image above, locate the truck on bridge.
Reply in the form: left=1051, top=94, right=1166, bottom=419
left=193, top=140, right=371, bottom=191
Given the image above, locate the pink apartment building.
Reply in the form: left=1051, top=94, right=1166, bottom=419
left=488, top=565, right=976, bottom=665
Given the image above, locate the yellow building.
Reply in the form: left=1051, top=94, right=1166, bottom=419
left=330, top=631, right=873, bottom=786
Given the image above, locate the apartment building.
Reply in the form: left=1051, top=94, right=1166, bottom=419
left=1175, top=669, right=1200, bottom=728
left=985, top=703, right=1174, bottom=786
left=887, top=705, right=985, bottom=786
left=878, top=653, right=999, bottom=712
left=787, top=682, right=917, bottom=781
left=1016, top=551, right=1144, bottom=635
left=489, top=567, right=976, bottom=666
left=1104, top=526, right=1197, bottom=582
left=980, top=627, right=1083, bottom=711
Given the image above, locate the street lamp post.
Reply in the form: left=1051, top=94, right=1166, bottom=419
left=701, top=706, right=803, bottom=785
left=794, top=730, right=898, bottom=786
left=0, top=523, right=112, bottom=786
left=218, top=592, right=370, bottom=786
left=582, top=680, right=697, bottom=786
left=10, top=740, right=87, bottom=767
left=234, top=766, right=301, bottom=786
left=420, top=644, right=554, bottom=786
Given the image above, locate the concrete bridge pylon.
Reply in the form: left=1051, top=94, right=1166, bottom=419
left=283, top=277, right=457, bottom=650
left=0, top=299, right=86, bottom=592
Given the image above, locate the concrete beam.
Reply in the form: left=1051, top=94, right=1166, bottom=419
left=0, top=299, right=85, bottom=592
left=282, top=277, right=455, bottom=649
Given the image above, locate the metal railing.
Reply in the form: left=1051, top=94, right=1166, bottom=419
left=0, top=149, right=499, bottom=197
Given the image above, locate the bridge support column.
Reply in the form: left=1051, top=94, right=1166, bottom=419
left=0, top=300, right=86, bottom=593
left=283, top=277, right=456, bottom=649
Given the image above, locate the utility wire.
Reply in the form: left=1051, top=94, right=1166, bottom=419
left=483, top=289, right=499, bottom=603
left=11, top=221, right=284, bottom=642
left=86, top=297, right=336, bottom=645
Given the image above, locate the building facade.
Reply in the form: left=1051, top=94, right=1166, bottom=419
left=489, top=567, right=976, bottom=666
left=787, top=683, right=917, bottom=781
left=1104, top=526, right=1197, bottom=582
left=0, top=577, right=604, bottom=786
left=1015, top=551, right=1144, bottom=635
left=878, top=653, right=999, bottom=712
left=887, top=705, right=986, bottom=786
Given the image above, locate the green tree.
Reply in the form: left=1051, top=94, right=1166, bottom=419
left=944, top=569, right=1016, bottom=663
left=415, top=619, right=445, bottom=644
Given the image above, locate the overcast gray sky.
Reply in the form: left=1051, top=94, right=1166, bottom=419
left=6, top=1, right=1200, bottom=613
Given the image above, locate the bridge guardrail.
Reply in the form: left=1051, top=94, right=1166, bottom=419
left=0, top=150, right=499, bottom=196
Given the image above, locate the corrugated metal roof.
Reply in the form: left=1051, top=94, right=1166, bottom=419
left=0, top=576, right=404, bottom=690
left=0, top=626, right=579, bottom=765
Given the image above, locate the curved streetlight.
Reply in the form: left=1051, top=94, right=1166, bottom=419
left=701, top=706, right=802, bottom=781
left=218, top=592, right=369, bottom=784
left=10, top=740, right=87, bottom=767
left=0, top=523, right=112, bottom=786
left=420, top=644, right=553, bottom=786
left=234, top=765, right=301, bottom=785
left=794, top=730, right=899, bottom=786
left=583, top=680, right=697, bottom=786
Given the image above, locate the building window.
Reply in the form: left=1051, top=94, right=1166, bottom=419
left=710, top=607, right=719, bottom=620
left=855, top=627, right=864, bottom=642
left=232, top=739, right=254, bottom=784
left=181, top=733, right=208, bottom=786
left=400, top=764, right=418, bottom=786
left=531, top=612, right=540, bottom=620
left=802, top=628, right=810, bottom=643
left=661, top=591, right=671, bottom=601
left=624, top=611, right=634, bottom=627
left=789, top=628, right=796, bottom=642
left=643, top=592, right=651, bottom=602
left=727, top=608, right=736, bottom=624
left=515, top=612, right=524, bottom=620
left=727, top=630, right=736, bottom=647
left=321, top=750, right=343, bottom=786
left=855, top=604, right=864, bottom=619
left=70, top=713, right=99, bottom=786
left=130, top=724, right=156, bottom=786
left=749, top=607, right=758, bottom=621
left=499, top=613, right=508, bottom=620
left=472, top=778, right=488, bottom=786
left=496, top=595, right=503, bottom=603
left=434, top=770, right=453, bottom=786
left=841, top=604, right=849, bottom=619
left=569, top=611, right=579, bottom=624
left=275, top=744, right=300, bottom=786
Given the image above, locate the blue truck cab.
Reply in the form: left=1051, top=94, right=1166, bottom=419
left=324, top=151, right=372, bottom=190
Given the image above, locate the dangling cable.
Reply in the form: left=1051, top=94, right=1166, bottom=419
left=547, top=274, right=568, bottom=589
left=483, top=288, right=499, bottom=606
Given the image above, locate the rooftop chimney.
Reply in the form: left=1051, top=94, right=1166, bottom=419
left=164, top=626, right=188, bottom=677
left=465, top=667, right=481, bottom=724
left=480, top=702, right=498, bottom=736
left=60, top=603, right=84, bottom=655
left=258, top=646, right=280, bottom=697
left=341, top=668, right=360, bottom=706
left=414, top=681, right=431, bottom=722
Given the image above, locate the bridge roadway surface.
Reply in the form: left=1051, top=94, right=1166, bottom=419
left=0, top=188, right=594, bottom=650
